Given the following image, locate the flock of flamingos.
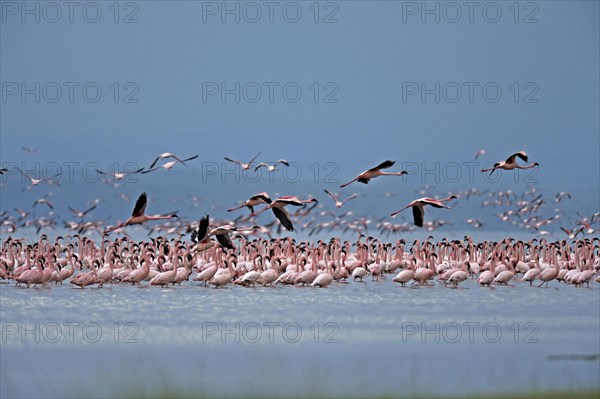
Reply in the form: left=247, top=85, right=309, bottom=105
left=1, top=150, right=599, bottom=290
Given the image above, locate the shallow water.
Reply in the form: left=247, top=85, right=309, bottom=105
left=1, top=277, right=599, bottom=398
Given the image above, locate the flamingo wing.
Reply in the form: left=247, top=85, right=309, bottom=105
left=215, top=234, right=235, bottom=250
left=422, top=199, right=446, bottom=209
left=181, top=155, right=199, bottom=164
left=131, top=192, right=148, bottom=217
left=342, top=194, right=358, bottom=204
left=149, top=156, right=161, bottom=169
left=83, top=204, right=97, bottom=215
left=412, top=205, right=425, bottom=227
left=272, top=207, right=294, bottom=231
left=323, top=189, right=338, bottom=202
left=191, top=215, right=210, bottom=243
left=506, top=151, right=528, bottom=164
left=251, top=193, right=272, bottom=204
left=224, top=157, right=242, bottom=165
left=368, top=160, right=395, bottom=172
left=248, top=150, right=263, bottom=164
left=128, top=168, right=144, bottom=176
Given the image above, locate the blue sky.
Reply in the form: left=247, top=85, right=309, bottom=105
left=1, top=1, right=599, bottom=232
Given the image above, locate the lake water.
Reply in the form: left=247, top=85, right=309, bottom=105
left=1, top=276, right=599, bottom=398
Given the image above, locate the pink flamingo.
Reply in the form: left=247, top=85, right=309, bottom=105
left=150, top=246, right=178, bottom=287
left=481, top=151, right=539, bottom=176
left=390, top=196, right=457, bottom=227
left=323, top=190, right=358, bottom=208
left=228, top=192, right=272, bottom=214
left=340, top=160, right=407, bottom=188
left=224, top=151, right=262, bottom=170
left=104, top=192, right=178, bottom=234
left=249, top=196, right=318, bottom=232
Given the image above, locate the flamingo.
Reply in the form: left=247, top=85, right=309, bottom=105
left=224, top=151, right=262, bottom=170
left=104, top=192, right=178, bottom=234
left=474, top=149, right=487, bottom=160
left=142, top=155, right=199, bottom=174
left=95, top=167, right=144, bottom=181
left=191, top=214, right=259, bottom=251
left=340, top=160, right=407, bottom=188
left=481, top=151, right=539, bottom=176
left=235, top=255, right=263, bottom=287
left=390, top=196, right=457, bottom=227
left=521, top=256, right=541, bottom=286
left=249, top=196, right=318, bottom=232
left=555, top=192, right=571, bottom=202
left=323, top=190, right=358, bottom=208
left=445, top=261, right=469, bottom=288
left=393, top=267, right=415, bottom=287
left=258, top=263, right=279, bottom=286
left=33, top=198, right=54, bottom=209
left=209, top=258, right=236, bottom=288
left=13, top=165, right=61, bottom=187
left=150, top=247, right=179, bottom=287
left=493, top=259, right=515, bottom=285
left=148, top=152, right=196, bottom=169
left=311, top=258, right=333, bottom=288
left=68, top=204, right=97, bottom=218
left=352, top=261, right=368, bottom=282
left=254, top=160, right=289, bottom=172
left=123, top=253, right=151, bottom=285
left=227, top=192, right=272, bottom=214
left=70, top=268, right=98, bottom=288
left=193, top=249, right=222, bottom=286
left=538, top=260, right=559, bottom=288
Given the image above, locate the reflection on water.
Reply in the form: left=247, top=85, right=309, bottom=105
left=1, top=278, right=599, bottom=398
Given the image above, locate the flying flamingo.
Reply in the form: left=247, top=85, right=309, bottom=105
left=104, top=192, right=178, bottom=234
left=340, top=160, right=407, bottom=188
left=481, top=151, right=539, bottom=176
left=390, top=196, right=457, bottom=227
left=191, top=214, right=259, bottom=251
left=142, top=155, right=199, bottom=174
left=254, top=160, right=290, bottom=172
left=96, top=167, right=144, bottom=181
left=148, top=152, right=196, bottom=169
left=475, top=149, right=487, bottom=160
left=227, top=192, right=272, bottom=214
left=68, top=204, right=97, bottom=219
left=323, top=190, right=358, bottom=208
left=13, top=165, right=61, bottom=187
left=33, top=198, right=54, bottom=209
left=224, top=151, right=262, bottom=170
left=249, top=196, right=318, bottom=232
